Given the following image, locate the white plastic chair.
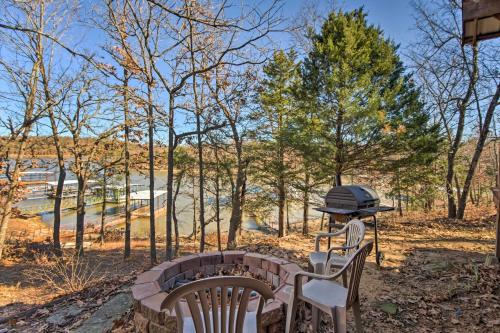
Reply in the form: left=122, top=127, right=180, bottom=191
left=286, top=241, right=373, bottom=333
left=309, top=219, right=366, bottom=276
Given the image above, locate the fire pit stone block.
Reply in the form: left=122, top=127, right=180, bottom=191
left=132, top=281, right=161, bottom=301
left=199, top=251, right=222, bottom=265
left=267, top=321, right=285, bottom=333
left=263, top=257, right=289, bottom=275
left=216, top=263, right=235, bottom=272
left=183, top=269, right=195, bottom=279
left=150, top=319, right=177, bottom=333
left=261, top=300, right=284, bottom=325
left=279, top=262, right=304, bottom=285
left=243, top=252, right=268, bottom=268
left=152, top=261, right=180, bottom=280
left=203, top=264, right=216, bottom=276
left=161, top=276, right=176, bottom=291
left=275, top=283, right=294, bottom=307
left=249, top=265, right=267, bottom=278
left=141, top=295, right=168, bottom=325
left=174, top=254, right=201, bottom=272
left=135, top=269, right=164, bottom=285
left=222, top=250, right=246, bottom=264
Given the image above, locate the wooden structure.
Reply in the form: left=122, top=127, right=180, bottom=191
left=286, top=241, right=374, bottom=333
left=462, top=0, right=500, bottom=44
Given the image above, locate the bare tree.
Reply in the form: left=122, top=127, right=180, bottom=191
left=58, top=67, right=122, bottom=255
left=410, top=0, right=499, bottom=219
left=99, top=0, right=165, bottom=263
left=146, top=0, right=283, bottom=255
left=0, top=0, right=46, bottom=259
left=206, top=66, right=257, bottom=248
left=36, top=0, right=80, bottom=254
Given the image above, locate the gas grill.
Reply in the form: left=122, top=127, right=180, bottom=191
left=315, top=185, right=394, bottom=265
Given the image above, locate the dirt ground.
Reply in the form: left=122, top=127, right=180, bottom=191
left=0, top=205, right=498, bottom=332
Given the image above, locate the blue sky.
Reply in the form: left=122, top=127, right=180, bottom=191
left=0, top=0, right=418, bottom=137
left=282, top=0, right=415, bottom=52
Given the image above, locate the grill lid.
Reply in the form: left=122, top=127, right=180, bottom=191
left=325, top=185, right=380, bottom=210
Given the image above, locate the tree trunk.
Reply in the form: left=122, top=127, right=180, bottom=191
left=100, top=170, right=107, bottom=245
left=192, top=176, right=197, bottom=241
left=40, top=52, right=64, bottom=254
left=334, top=107, right=344, bottom=187
left=0, top=140, right=31, bottom=259
left=446, top=152, right=457, bottom=218
left=447, top=44, right=478, bottom=219
left=457, top=83, right=500, bottom=219
left=52, top=167, right=65, bottom=253
left=239, top=167, right=248, bottom=237
left=277, top=171, right=285, bottom=236
left=302, top=171, right=309, bottom=235
left=75, top=176, right=86, bottom=256
left=173, top=171, right=183, bottom=256
left=196, top=112, right=206, bottom=252
left=227, top=141, right=244, bottom=249
left=277, top=111, right=286, bottom=237
left=147, top=85, right=156, bottom=264
left=469, top=188, right=476, bottom=206
left=123, top=70, right=132, bottom=258
left=187, top=13, right=206, bottom=252
left=214, top=145, right=222, bottom=251
left=396, top=162, right=403, bottom=216
left=166, top=96, right=175, bottom=259
left=286, top=196, right=290, bottom=232
left=454, top=175, right=462, bottom=205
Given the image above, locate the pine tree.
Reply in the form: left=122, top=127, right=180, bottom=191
left=303, top=9, right=404, bottom=185
left=380, top=76, right=443, bottom=214
left=256, top=50, right=300, bottom=237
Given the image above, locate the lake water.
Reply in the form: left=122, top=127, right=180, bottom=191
left=17, top=169, right=322, bottom=237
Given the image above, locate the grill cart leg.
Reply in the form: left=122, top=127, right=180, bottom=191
left=373, top=215, right=381, bottom=266
left=328, top=214, right=333, bottom=248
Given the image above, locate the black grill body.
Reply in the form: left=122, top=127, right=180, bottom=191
left=325, top=185, right=380, bottom=210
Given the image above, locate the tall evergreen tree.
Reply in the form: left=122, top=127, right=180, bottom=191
left=303, top=9, right=404, bottom=185
left=380, top=76, right=443, bottom=215
left=256, top=50, right=300, bottom=237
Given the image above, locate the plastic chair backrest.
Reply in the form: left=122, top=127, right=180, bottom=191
left=345, top=241, right=373, bottom=307
left=161, top=276, right=275, bottom=333
left=345, top=219, right=366, bottom=255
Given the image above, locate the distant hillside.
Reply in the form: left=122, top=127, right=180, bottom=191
left=0, top=136, right=168, bottom=169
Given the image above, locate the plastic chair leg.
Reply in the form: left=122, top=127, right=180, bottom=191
left=352, top=300, right=364, bottom=333
left=285, top=292, right=298, bottom=333
left=331, top=306, right=347, bottom=333
left=312, top=306, right=320, bottom=332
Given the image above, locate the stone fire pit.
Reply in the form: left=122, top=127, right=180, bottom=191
left=132, top=251, right=304, bottom=333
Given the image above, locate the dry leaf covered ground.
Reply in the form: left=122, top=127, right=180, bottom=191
left=0, top=206, right=498, bottom=332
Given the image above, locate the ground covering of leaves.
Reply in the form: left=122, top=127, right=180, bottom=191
left=0, top=206, right=498, bottom=332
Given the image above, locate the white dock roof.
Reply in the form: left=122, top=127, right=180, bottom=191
left=21, top=171, right=54, bottom=174
left=46, top=180, right=97, bottom=186
left=130, top=190, right=167, bottom=200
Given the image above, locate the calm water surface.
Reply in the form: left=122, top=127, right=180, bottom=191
left=17, top=169, right=322, bottom=236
